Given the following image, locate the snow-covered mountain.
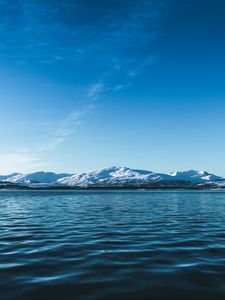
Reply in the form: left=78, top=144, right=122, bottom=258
left=0, top=167, right=224, bottom=188
left=167, top=170, right=221, bottom=182
left=57, top=167, right=224, bottom=187
left=0, top=172, right=71, bottom=186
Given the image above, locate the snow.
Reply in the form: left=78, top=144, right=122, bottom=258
left=57, top=167, right=224, bottom=187
left=1, top=171, right=71, bottom=185
left=0, top=167, right=224, bottom=187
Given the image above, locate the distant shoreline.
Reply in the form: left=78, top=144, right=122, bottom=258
left=0, top=184, right=224, bottom=191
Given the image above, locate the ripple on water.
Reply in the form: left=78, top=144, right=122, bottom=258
left=1, top=190, right=225, bottom=299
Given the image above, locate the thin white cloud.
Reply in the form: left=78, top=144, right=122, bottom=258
left=0, top=0, right=167, bottom=174
left=0, top=104, right=95, bottom=174
left=112, top=84, right=132, bottom=91
left=87, top=83, right=104, bottom=98
left=127, top=56, right=157, bottom=78
left=0, top=153, right=49, bottom=174
left=36, top=104, right=96, bottom=154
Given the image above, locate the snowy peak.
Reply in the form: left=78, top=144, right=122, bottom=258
left=57, top=167, right=224, bottom=187
left=58, top=166, right=155, bottom=187
left=0, top=167, right=224, bottom=188
left=168, top=170, right=221, bottom=183
left=1, top=171, right=71, bottom=185
left=0, top=173, right=22, bottom=181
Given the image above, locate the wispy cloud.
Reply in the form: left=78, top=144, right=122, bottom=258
left=0, top=0, right=169, bottom=173
left=0, top=152, right=48, bottom=174
left=0, top=0, right=166, bottom=67
left=86, top=83, right=105, bottom=99
left=0, top=0, right=166, bottom=96
left=35, top=104, right=96, bottom=154
left=0, top=104, right=95, bottom=174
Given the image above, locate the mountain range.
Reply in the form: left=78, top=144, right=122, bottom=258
left=0, top=167, right=225, bottom=189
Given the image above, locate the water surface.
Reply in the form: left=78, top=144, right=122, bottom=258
left=1, top=190, right=225, bottom=299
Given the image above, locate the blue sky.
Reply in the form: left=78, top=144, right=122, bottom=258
left=0, top=0, right=225, bottom=175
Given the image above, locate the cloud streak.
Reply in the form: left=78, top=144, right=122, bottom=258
left=0, top=0, right=166, bottom=95
left=0, top=104, right=95, bottom=174
left=0, top=0, right=169, bottom=173
left=34, top=104, right=96, bottom=154
left=0, top=0, right=166, bottom=65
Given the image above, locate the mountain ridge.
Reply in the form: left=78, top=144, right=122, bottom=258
left=0, top=167, right=224, bottom=189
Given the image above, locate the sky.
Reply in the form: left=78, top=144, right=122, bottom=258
left=0, top=0, right=225, bottom=175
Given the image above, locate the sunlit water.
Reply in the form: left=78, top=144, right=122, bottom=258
left=1, top=190, right=225, bottom=299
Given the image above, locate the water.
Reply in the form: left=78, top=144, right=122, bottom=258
left=1, top=190, right=225, bottom=299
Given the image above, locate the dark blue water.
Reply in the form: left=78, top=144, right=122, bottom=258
left=1, top=190, right=225, bottom=299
